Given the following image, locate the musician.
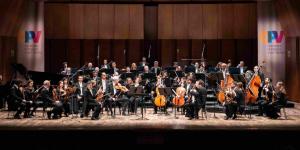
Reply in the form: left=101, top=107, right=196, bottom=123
left=94, top=67, right=100, bottom=74
left=106, top=77, right=129, bottom=116
left=185, top=80, right=206, bottom=120
left=234, top=82, right=245, bottom=115
left=111, top=61, right=119, bottom=74
left=85, top=62, right=94, bottom=75
left=83, top=81, right=102, bottom=120
left=223, top=83, right=238, bottom=120
left=125, top=67, right=131, bottom=73
left=129, top=77, right=143, bottom=114
left=257, top=78, right=273, bottom=116
left=131, top=63, right=138, bottom=71
left=60, top=62, right=68, bottom=75
left=195, top=62, right=205, bottom=74
left=101, top=59, right=110, bottom=69
left=91, top=71, right=100, bottom=85
left=143, top=65, right=150, bottom=74
left=236, top=61, right=247, bottom=74
left=151, top=61, right=161, bottom=75
left=254, top=65, right=265, bottom=100
left=215, top=62, right=222, bottom=72
left=9, top=80, right=26, bottom=119
left=219, top=63, right=229, bottom=80
left=56, top=81, right=70, bottom=117
left=265, top=81, right=286, bottom=119
left=139, top=57, right=149, bottom=67
left=227, top=59, right=232, bottom=67
left=74, top=76, right=86, bottom=115
left=24, top=80, right=36, bottom=118
left=44, top=80, right=63, bottom=119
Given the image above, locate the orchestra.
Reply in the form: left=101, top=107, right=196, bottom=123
left=4, top=57, right=288, bottom=121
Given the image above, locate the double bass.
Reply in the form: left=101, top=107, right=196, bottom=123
left=245, top=73, right=261, bottom=104
left=217, top=73, right=234, bottom=103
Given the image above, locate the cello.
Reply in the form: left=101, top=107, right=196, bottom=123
left=245, top=73, right=261, bottom=104
left=172, top=87, right=186, bottom=107
left=154, top=75, right=166, bottom=107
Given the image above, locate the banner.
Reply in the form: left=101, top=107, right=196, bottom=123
left=17, top=0, right=44, bottom=72
left=257, top=2, right=285, bottom=83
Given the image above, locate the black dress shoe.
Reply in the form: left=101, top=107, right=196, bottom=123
left=14, top=115, right=21, bottom=119
left=224, top=116, right=230, bottom=120
left=188, top=117, right=193, bottom=120
left=232, top=115, right=237, bottom=120
left=91, top=117, right=99, bottom=120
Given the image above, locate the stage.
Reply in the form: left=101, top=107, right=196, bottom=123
left=1, top=103, right=300, bottom=131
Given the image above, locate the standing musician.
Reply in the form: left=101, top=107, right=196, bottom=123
left=9, top=80, right=26, bottom=119
left=185, top=80, right=206, bottom=120
left=84, top=81, right=102, bottom=120
left=45, top=80, right=63, bottom=119
left=254, top=65, right=265, bottom=100
left=223, top=83, right=238, bottom=120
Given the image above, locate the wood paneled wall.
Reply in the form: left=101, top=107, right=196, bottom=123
left=0, top=0, right=27, bottom=37
left=45, top=39, right=257, bottom=73
left=0, top=37, right=17, bottom=83
left=158, top=4, right=257, bottom=39
left=45, top=4, right=144, bottom=39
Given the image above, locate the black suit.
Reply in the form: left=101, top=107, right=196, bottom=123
left=73, top=82, right=86, bottom=114
left=9, top=85, right=25, bottom=118
left=24, top=87, right=36, bottom=117
left=185, top=86, right=206, bottom=119
left=83, top=88, right=101, bottom=119
left=151, top=67, right=161, bottom=75
left=106, top=83, right=129, bottom=116
left=234, top=88, right=245, bottom=115
left=41, top=87, right=63, bottom=119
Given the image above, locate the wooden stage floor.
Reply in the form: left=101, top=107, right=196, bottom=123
left=0, top=103, right=300, bottom=131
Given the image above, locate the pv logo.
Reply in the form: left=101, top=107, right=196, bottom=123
left=259, top=30, right=284, bottom=45
left=25, top=31, right=41, bottom=44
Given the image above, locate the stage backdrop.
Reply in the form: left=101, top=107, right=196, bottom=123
left=258, top=2, right=285, bottom=83
left=17, top=0, right=44, bottom=72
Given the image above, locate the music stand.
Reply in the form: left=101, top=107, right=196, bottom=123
left=207, top=72, right=223, bottom=118
left=100, top=68, right=114, bottom=75
left=134, top=87, right=148, bottom=120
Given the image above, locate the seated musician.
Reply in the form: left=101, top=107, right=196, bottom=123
left=106, top=76, right=129, bottom=116
left=257, top=78, right=273, bottom=116
left=143, top=65, right=150, bottom=74
left=44, top=80, right=63, bottom=119
left=131, top=63, right=137, bottom=72
left=236, top=61, right=247, bottom=74
left=185, top=80, right=206, bottom=120
left=129, top=77, right=143, bottom=114
left=151, top=61, right=161, bottom=75
left=223, top=83, right=238, bottom=120
left=62, top=78, right=71, bottom=116
left=24, top=80, right=37, bottom=118
left=111, top=61, right=119, bottom=74
left=91, top=71, right=100, bottom=86
left=83, top=81, right=102, bottom=120
left=9, top=80, right=26, bottom=119
left=74, top=76, right=86, bottom=115
left=139, top=57, right=149, bottom=67
left=153, top=74, right=171, bottom=114
left=234, top=82, right=245, bottom=115
left=125, top=67, right=131, bottom=73
left=101, top=59, right=110, bottom=69
left=60, top=62, right=68, bottom=75
left=264, top=81, right=287, bottom=119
